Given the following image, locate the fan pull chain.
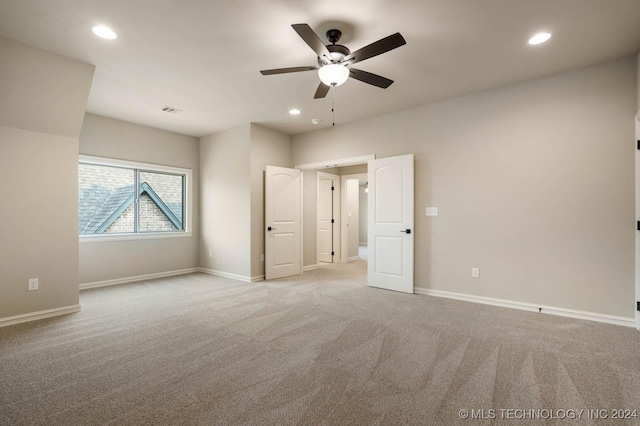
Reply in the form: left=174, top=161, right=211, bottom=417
left=331, top=84, right=336, bottom=127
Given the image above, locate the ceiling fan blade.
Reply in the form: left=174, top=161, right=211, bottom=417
left=344, top=33, right=406, bottom=65
left=292, top=24, right=333, bottom=63
left=349, top=68, right=394, bottom=89
left=314, top=82, right=331, bottom=99
left=260, top=66, right=317, bottom=75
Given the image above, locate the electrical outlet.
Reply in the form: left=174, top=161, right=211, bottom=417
left=261, top=254, right=264, bottom=262
left=28, top=278, right=39, bottom=291
left=471, top=268, right=480, bottom=278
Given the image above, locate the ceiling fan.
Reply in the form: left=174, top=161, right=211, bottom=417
left=260, top=24, right=406, bottom=99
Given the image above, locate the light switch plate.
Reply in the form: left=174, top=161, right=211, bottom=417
left=426, top=207, right=438, bottom=216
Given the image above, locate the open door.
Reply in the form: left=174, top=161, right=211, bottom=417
left=368, top=154, right=414, bottom=293
left=265, top=165, right=301, bottom=280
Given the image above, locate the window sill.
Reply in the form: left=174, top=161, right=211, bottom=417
left=79, top=231, right=193, bottom=243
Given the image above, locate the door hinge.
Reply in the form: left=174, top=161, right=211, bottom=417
left=331, top=219, right=335, bottom=223
left=331, top=186, right=334, bottom=191
left=637, top=140, right=640, bottom=150
left=331, top=251, right=335, bottom=256
left=637, top=221, right=639, bottom=231
left=637, top=301, right=640, bottom=312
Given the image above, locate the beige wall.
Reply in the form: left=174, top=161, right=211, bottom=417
left=346, top=179, right=359, bottom=259
left=249, top=124, right=292, bottom=279
left=302, top=170, right=318, bottom=267
left=293, top=56, right=636, bottom=318
left=199, top=123, right=290, bottom=280
left=80, top=113, right=199, bottom=168
left=339, top=164, right=367, bottom=175
left=200, top=125, right=252, bottom=278
left=0, top=36, right=93, bottom=138
left=0, top=37, right=94, bottom=319
left=344, top=165, right=369, bottom=249
left=0, top=127, right=83, bottom=317
left=359, top=186, right=368, bottom=245
left=78, top=113, right=200, bottom=284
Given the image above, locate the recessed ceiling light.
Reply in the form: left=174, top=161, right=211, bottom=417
left=311, top=118, right=320, bottom=125
left=289, top=109, right=301, bottom=115
left=528, top=32, right=551, bottom=45
left=92, top=25, right=118, bottom=40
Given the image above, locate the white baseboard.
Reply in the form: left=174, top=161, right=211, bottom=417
left=199, top=268, right=254, bottom=283
left=415, top=288, right=635, bottom=328
left=303, top=264, right=318, bottom=272
left=80, top=268, right=199, bottom=290
left=348, top=256, right=360, bottom=262
left=359, top=242, right=368, bottom=246
left=0, top=304, right=81, bottom=328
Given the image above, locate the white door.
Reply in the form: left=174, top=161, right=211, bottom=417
left=368, top=154, right=414, bottom=293
left=317, top=179, right=333, bottom=263
left=265, top=165, right=301, bottom=280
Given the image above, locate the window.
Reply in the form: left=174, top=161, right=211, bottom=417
left=79, top=156, right=191, bottom=240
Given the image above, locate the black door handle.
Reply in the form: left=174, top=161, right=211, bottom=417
left=401, top=229, right=411, bottom=234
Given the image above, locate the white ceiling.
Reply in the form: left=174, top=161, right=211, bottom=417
left=1, top=0, right=639, bottom=137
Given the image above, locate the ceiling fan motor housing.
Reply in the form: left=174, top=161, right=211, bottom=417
left=318, top=44, right=351, bottom=66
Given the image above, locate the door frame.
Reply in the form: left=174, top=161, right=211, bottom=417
left=635, top=115, right=640, bottom=330
left=317, top=172, right=341, bottom=264
left=341, top=172, right=368, bottom=264
left=296, top=154, right=375, bottom=271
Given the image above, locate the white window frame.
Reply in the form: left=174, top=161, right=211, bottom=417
left=79, top=155, right=193, bottom=243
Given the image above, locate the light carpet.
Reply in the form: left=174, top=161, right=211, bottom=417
left=1, top=260, right=639, bottom=425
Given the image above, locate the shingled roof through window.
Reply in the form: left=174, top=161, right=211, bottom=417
left=80, top=183, right=182, bottom=234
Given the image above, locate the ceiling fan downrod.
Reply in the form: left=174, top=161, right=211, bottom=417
left=326, top=29, right=342, bottom=45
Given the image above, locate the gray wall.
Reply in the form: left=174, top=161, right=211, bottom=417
left=293, top=56, right=636, bottom=318
left=78, top=113, right=200, bottom=284
left=200, top=125, right=251, bottom=278
left=249, top=124, right=292, bottom=279
left=0, top=37, right=94, bottom=318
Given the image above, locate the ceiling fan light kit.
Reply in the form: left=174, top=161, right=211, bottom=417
left=318, top=63, right=349, bottom=86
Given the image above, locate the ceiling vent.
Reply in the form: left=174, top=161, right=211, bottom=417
left=160, top=106, right=182, bottom=114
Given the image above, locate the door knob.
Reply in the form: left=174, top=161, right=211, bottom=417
left=268, top=226, right=277, bottom=231
left=400, top=229, right=411, bottom=234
